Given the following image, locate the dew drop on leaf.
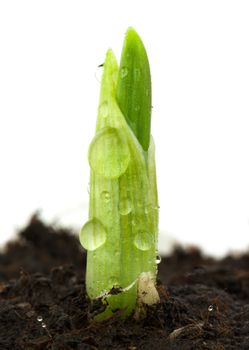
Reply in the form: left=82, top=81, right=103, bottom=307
left=132, top=219, right=136, bottom=226
left=98, top=101, right=108, bottom=119
left=144, top=204, right=152, bottom=214
left=134, top=231, right=153, bottom=251
left=120, top=67, right=128, bottom=78
left=101, top=191, right=110, bottom=203
left=119, top=197, right=132, bottom=215
left=79, top=218, right=107, bottom=251
left=88, top=127, right=130, bottom=179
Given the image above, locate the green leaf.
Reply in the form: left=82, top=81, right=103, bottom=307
left=116, top=27, right=152, bottom=151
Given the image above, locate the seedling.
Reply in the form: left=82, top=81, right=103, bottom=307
left=80, top=28, right=159, bottom=319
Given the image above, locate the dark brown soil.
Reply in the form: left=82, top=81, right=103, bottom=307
left=0, top=214, right=248, bottom=349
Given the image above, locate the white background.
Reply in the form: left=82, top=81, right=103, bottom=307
left=0, top=1, right=249, bottom=256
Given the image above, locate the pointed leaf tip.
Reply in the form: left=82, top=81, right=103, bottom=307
left=116, top=28, right=152, bottom=151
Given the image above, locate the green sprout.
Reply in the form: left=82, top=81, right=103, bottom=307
left=80, top=27, right=159, bottom=319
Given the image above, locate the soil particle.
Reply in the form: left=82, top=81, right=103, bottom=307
left=0, top=215, right=248, bottom=349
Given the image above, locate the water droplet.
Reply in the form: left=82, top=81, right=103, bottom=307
left=134, top=68, right=141, bottom=81
left=144, top=204, right=153, bottom=214
left=101, top=191, right=110, bottom=203
left=208, top=305, right=214, bottom=312
left=88, top=127, right=130, bottom=179
left=98, top=101, right=108, bottom=119
left=114, top=250, right=120, bottom=257
left=37, top=315, right=43, bottom=322
left=119, top=197, right=132, bottom=215
left=79, top=218, right=107, bottom=251
left=145, top=88, right=149, bottom=97
left=156, top=255, right=162, bottom=264
left=134, top=105, right=140, bottom=112
left=38, top=319, right=52, bottom=338
left=132, top=219, right=136, bottom=226
left=120, top=67, right=128, bottom=78
left=134, top=231, right=153, bottom=251
left=148, top=204, right=160, bottom=214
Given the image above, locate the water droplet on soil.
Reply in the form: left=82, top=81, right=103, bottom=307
left=37, top=315, right=43, bottom=322
left=208, top=305, right=214, bottom=312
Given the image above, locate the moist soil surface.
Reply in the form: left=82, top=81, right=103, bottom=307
left=0, top=215, right=249, bottom=349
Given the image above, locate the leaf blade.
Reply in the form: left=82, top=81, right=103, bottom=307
left=116, top=27, right=152, bottom=151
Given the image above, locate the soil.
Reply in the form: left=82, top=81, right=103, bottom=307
left=0, top=214, right=248, bottom=349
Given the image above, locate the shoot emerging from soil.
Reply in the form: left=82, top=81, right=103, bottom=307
left=80, top=27, right=159, bottom=319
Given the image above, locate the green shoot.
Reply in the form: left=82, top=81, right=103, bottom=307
left=80, top=28, right=159, bottom=319
left=116, top=28, right=152, bottom=151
